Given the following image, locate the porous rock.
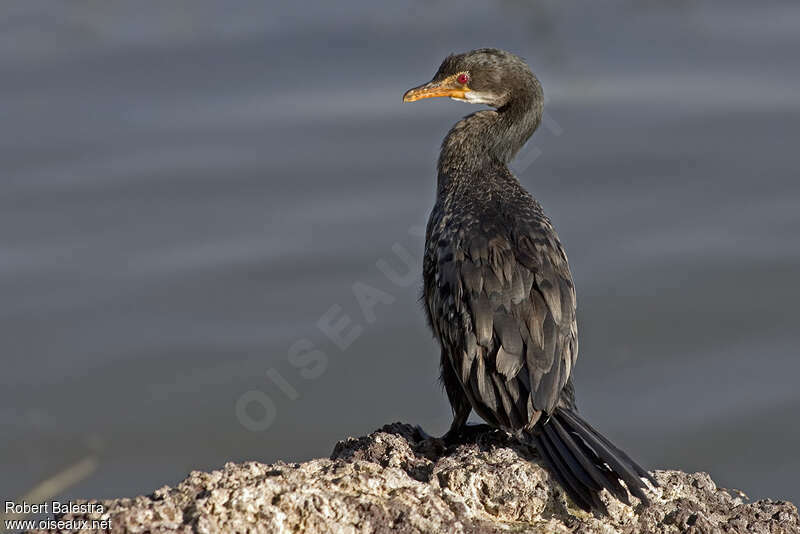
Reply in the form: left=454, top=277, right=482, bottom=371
left=27, top=423, right=799, bottom=533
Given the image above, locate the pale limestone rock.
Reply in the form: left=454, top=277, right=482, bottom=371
left=27, top=423, right=799, bottom=534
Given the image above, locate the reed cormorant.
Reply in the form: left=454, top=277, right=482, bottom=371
left=404, top=48, right=656, bottom=513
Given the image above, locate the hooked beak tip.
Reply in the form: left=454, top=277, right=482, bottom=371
left=403, top=82, right=467, bottom=103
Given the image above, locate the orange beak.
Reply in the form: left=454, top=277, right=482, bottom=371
left=403, top=76, right=469, bottom=102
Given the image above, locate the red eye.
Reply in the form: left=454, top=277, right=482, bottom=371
left=456, top=73, right=469, bottom=84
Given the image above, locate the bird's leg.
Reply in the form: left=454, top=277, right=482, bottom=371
left=439, top=354, right=493, bottom=445
left=441, top=401, right=472, bottom=445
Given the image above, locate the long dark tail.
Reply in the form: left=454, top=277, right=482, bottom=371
left=528, top=407, right=657, bottom=513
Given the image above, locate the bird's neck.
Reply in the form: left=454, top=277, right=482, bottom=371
left=437, top=93, right=542, bottom=194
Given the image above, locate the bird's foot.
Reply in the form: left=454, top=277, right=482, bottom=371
left=442, top=423, right=495, bottom=446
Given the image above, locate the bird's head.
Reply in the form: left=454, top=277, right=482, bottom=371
left=403, top=48, right=539, bottom=109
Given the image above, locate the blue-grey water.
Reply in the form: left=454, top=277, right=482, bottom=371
left=2, top=0, right=799, bottom=512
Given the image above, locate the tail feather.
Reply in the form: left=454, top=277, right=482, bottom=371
left=536, top=427, right=600, bottom=511
left=529, top=407, right=656, bottom=513
left=549, top=416, right=630, bottom=505
left=568, top=431, right=632, bottom=506
left=543, top=422, right=603, bottom=496
left=560, top=408, right=657, bottom=486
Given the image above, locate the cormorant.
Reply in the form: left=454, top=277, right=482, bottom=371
left=403, top=48, right=656, bottom=513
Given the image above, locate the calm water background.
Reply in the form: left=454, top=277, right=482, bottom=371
left=2, top=0, right=799, bottom=510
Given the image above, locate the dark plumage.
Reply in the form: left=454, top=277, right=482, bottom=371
left=404, top=48, right=656, bottom=513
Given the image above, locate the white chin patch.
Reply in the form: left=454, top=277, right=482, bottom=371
left=451, top=91, right=497, bottom=105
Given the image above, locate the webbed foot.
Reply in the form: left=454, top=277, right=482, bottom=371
left=441, top=423, right=495, bottom=446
